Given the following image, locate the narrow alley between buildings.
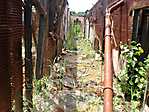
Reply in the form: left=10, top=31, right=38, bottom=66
left=0, top=0, right=149, bottom=112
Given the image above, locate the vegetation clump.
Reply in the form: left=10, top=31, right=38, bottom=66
left=118, top=41, right=149, bottom=111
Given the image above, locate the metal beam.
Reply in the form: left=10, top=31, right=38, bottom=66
left=24, top=0, right=33, bottom=111
left=35, top=15, right=46, bottom=80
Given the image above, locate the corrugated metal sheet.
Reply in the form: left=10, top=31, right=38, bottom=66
left=0, top=0, right=23, bottom=111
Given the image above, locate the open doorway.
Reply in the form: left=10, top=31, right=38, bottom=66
left=132, top=8, right=149, bottom=57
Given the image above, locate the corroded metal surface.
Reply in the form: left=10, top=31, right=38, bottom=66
left=88, top=0, right=149, bottom=46
left=87, top=0, right=149, bottom=111
left=8, top=0, right=23, bottom=111
left=43, top=0, right=69, bottom=75
left=104, top=11, right=113, bottom=112
left=0, top=0, right=23, bottom=111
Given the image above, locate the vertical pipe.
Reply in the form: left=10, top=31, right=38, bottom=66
left=88, top=21, right=91, bottom=39
left=83, top=15, right=86, bottom=38
left=24, top=0, right=33, bottom=111
left=100, top=46, right=103, bottom=83
left=103, top=1, right=124, bottom=111
left=104, top=10, right=113, bottom=112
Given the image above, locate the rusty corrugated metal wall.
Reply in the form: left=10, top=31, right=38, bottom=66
left=0, top=0, right=23, bottom=111
left=0, top=1, right=11, bottom=111
left=9, top=0, right=23, bottom=111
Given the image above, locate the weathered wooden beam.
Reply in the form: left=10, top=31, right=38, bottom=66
left=32, top=0, right=46, bottom=15
left=24, top=0, right=33, bottom=111
left=36, top=15, right=46, bottom=80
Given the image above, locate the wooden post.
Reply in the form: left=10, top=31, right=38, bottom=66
left=24, top=0, right=33, bottom=111
left=36, top=15, right=46, bottom=80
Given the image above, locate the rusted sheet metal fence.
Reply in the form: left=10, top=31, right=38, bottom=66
left=9, top=1, right=23, bottom=111
left=0, top=0, right=68, bottom=111
left=0, top=1, right=11, bottom=109
left=43, top=0, right=68, bottom=75
left=0, top=0, right=23, bottom=111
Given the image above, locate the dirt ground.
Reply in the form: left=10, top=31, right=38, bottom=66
left=50, top=38, right=104, bottom=112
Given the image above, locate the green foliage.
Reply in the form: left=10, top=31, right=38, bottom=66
left=33, top=76, right=54, bottom=112
left=70, top=11, right=77, bottom=16
left=118, top=41, right=149, bottom=107
left=77, top=38, right=95, bottom=58
left=73, top=24, right=81, bottom=35
left=32, top=61, right=66, bottom=112
left=77, top=12, right=85, bottom=16
left=70, top=11, right=85, bottom=16
left=66, top=21, right=78, bottom=50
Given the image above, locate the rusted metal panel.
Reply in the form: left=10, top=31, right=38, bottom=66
left=0, top=27, right=11, bottom=111
left=32, top=0, right=46, bottom=15
left=0, top=0, right=23, bottom=111
left=88, top=0, right=149, bottom=48
left=9, top=0, right=23, bottom=111
left=131, top=0, right=149, bottom=10
left=43, top=34, right=57, bottom=75
left=42, top=0, right=68, bottom=75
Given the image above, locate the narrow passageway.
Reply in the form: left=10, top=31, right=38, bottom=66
left=51, top=36, right=104, bottom=111
left=33, top=35, right=104, bottom=112
left=1, top=0, right=149, bottom=112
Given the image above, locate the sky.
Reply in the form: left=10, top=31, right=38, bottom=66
left=68, top=0, right=98, bottom=12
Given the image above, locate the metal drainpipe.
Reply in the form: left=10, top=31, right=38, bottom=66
left=103, top=0, right=124, bottom=112
left=104, top=9, right=113, bottom=112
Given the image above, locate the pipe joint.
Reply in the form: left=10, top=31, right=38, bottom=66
left=103, top=87, right=113, bottom=93
left=106, top=8, right=111, bottom=15
left=105, top=34, right=112, bottom=39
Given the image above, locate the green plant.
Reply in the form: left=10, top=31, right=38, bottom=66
left=66, top=20, right=79, bottom=50
left=118, top=41, right=149, bottom=109
left=77, top=38, right=95, bottom=58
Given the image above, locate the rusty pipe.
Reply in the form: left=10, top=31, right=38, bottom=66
left=104, top=9, right=113, bottom=112
left=104, top=0, right=124, bottom=112
left=108, top=0, right=125, bottom=13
